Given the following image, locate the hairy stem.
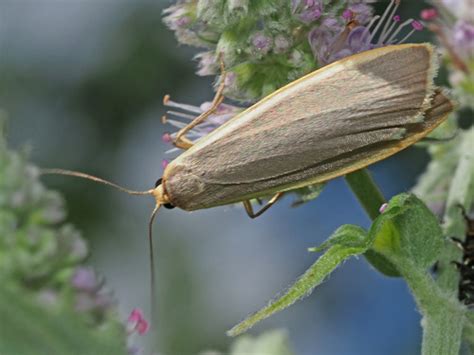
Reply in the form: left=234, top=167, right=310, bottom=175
left=397, top=259, right=465, bottom=355
left=345, top=164, right=469, bottom=354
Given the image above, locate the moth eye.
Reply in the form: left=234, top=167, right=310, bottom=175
left=155, top=178, right=163, bottom=187
left=163, top=203, right=175, bottom=210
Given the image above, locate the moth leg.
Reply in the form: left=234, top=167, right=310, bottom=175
left=173, top=57, right=226, bottom=150
left=243, top=192, right=283, bottom=219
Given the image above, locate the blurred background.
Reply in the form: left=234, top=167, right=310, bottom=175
left=0, top=1, right=450, bottom=354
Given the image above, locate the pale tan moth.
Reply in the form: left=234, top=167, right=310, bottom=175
left=43, top=43, right=454, bottom=319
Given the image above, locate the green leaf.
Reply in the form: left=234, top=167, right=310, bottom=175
left=370, top=193, right=444, bottom=270
left=291, top=183, right=325, bottom=207
left=228, top=225, right=370, bottom=336
left=308, top=224, right=368, bottom=252
left=0, top=286, right=127, bottom=355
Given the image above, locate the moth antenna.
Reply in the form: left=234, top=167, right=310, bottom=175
left=42, top=168, right=170, bottom=330
left=148, top=202, right=161, bottom=326
left=41, top=168, right=154, bottom=196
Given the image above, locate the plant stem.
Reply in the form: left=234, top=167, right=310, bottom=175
left=398, top=259, right=465, bottom=355
left=345, top=169, right=386, bottom=220
left=345, top=164, right=470, bottom=354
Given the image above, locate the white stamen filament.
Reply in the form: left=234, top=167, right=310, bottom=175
left=164, top=118, right=188, bottom=128
left=387, top=19, right=414, bottom=44
left=378, top=18, right=398, bottom=44
left=369, top=0, right=395, bottom=43
left=166, top=110, right=196, bottom=120
left=163, top=99, right=202, bottom=114
left=396, top=28, right=416, bottom=44
left=366, top=15, right=381, bottom=32
left=378, top=0, right=400, bottom=44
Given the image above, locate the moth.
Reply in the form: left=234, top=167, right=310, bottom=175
left=153, top=43, right=453, bottom=216
left=44, top=43, right=454, bottom=308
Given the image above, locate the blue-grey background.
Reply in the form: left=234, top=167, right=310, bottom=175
left=2, top=1, right=435, bottom=354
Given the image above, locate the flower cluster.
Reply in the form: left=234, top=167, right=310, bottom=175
left=309, top=1, right=423, bottom=65
left=0, top=128, right=131, bottom=351
left=163, top=0, right=423, bottom=103
left=413, top=0, right=474, bottom=214
left=420, top=0, right=474, bottom=109
left=162, top=0, right=425, bottom=171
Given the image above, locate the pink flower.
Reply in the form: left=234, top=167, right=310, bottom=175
left=309, top=0, right=424, bottom=65
left=71, top=267, right=98, bottom=292
left=127, top=308, right=150, bottom=336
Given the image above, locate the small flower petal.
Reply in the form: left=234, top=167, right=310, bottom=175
left=292, top=0, right=323, bottom=24
left=128, top=308, right=145, bottom=323
left=127, top=308, right=150, bottom=336
left=136, top=319, right=150, bottom=335
left=162, top=132, right=172, bottom=143
left=342, top=9, right=353, bottom=21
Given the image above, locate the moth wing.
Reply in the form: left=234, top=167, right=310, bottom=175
left=165, top=45, right=453, bottom=210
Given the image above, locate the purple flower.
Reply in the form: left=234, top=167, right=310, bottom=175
left=162, top=4, right=192, bottom=31
left=308, top=17, right=344, bottom=65
left=71, top=267, right=98, bottom=292
left=441, top=0, right=473, bottom=21
left=309, top=0, right=424, bottom=65
left=161, top=95, right=243, bottom=151
left=347, top=3, right=374, bottom=24
left=292, top=0, right=323, bottom=24
left=251, top=32, right=272, bottom=55
left=342, top=9, right=352, bottom=21
left=274, top=34, right=291, bottom=54
left=453, top=20, right=474, bottom=60
left=194, top=51, right=218, bottom=76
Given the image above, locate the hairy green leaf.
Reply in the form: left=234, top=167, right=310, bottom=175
left=228, top=225, right=370, bottom=336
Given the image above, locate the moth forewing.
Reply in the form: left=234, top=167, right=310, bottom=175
left=162, top=43, right=453, bottom=211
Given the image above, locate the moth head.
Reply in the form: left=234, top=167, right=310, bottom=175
left=153, top=178, right=175, bottom=209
